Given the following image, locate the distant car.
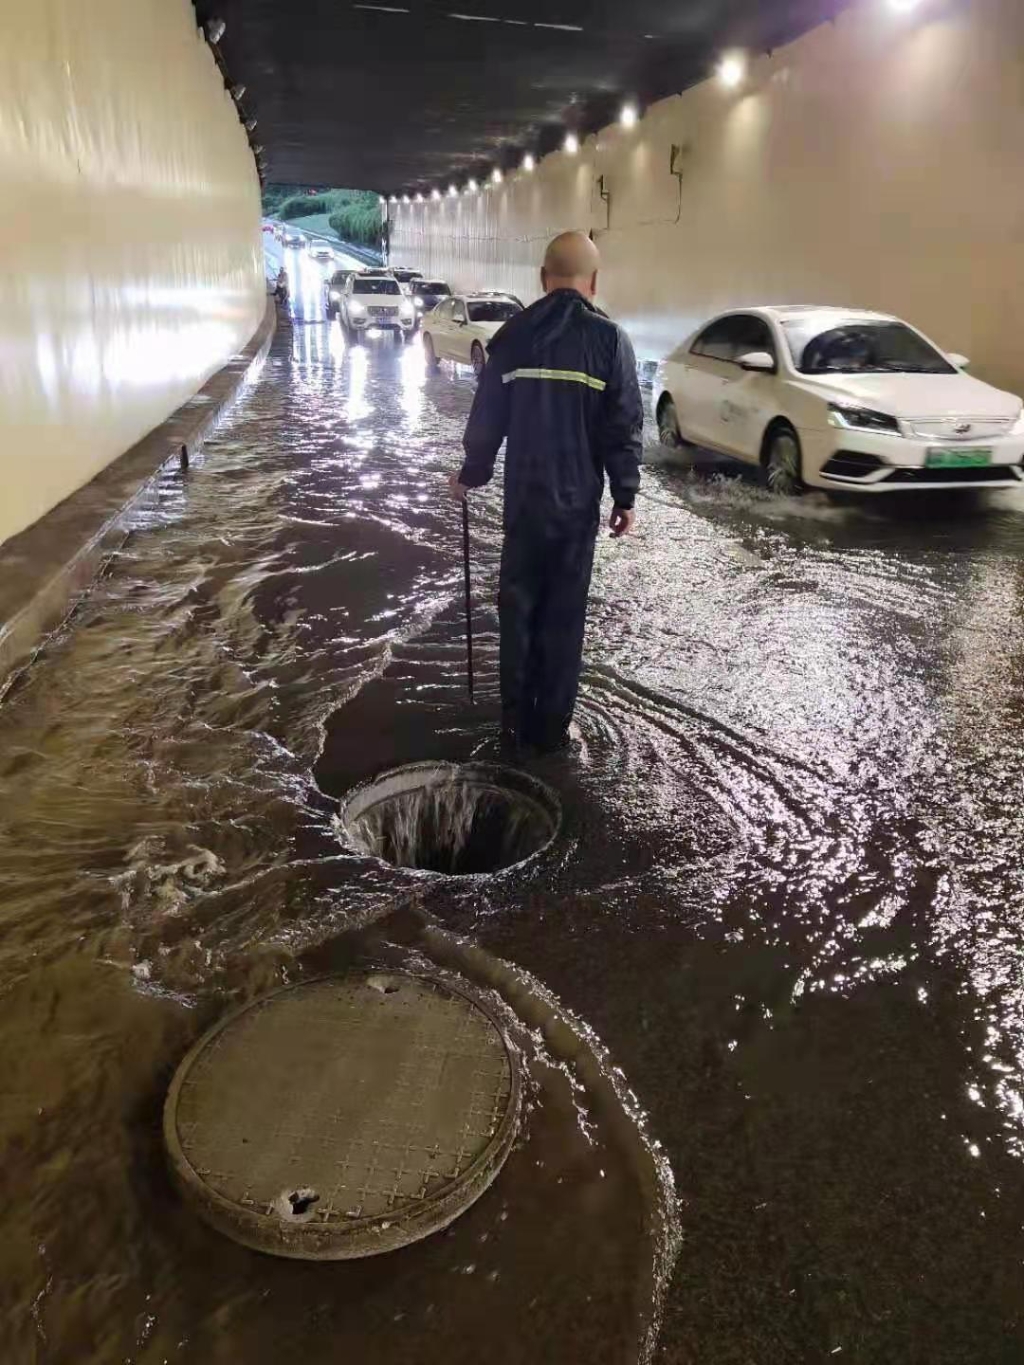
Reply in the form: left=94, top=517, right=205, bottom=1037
left=654, top=305, right=1024, bottom=494
left=421, top=294, right=523, bottom=377
left=325, top=269, right=358, bottom=318
left=340, top=272, right=417, bottom=341
left=391, top=267, right=424, bottom=285
left=410, top=279, right=452, bottom=320
left=282, top=230, right=304, bottom=248
left=307, top=240, right=335, bottom=261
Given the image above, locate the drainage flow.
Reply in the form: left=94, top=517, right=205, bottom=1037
left=338, top=762, right=560, bottom=876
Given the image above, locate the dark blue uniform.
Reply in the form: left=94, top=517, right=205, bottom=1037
left=458, top=288, right=643, bottom=749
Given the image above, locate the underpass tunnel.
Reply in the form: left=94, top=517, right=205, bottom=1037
left=5, top=1, right=1024, bottom=1362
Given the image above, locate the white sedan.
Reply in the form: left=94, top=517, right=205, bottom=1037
left=654, top=306, right=1024, bottom=494
left=422, top=294, right=522, bottom=378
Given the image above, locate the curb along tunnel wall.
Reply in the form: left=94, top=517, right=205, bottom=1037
left=390, top=0, right=1024, bottom=391
left=0, top=0, right=266, bottom=549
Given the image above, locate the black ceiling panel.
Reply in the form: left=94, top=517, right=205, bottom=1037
left=196, top=0, right=846, bottom=193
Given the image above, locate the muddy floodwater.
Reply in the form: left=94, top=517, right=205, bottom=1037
left=3, top=297, right=1024, bottom=1363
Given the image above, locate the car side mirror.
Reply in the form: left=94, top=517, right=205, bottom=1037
left=737, top=350, right=775, bottom=373
left=947, top=353, right=970, bottom=369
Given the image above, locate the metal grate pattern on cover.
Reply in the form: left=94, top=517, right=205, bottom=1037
left=165, top=973, right=521, bottom=1258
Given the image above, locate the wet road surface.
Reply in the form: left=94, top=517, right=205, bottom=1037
left=2, top=296, right=1024, bottom=1363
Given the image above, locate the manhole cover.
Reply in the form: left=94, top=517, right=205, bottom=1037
left=164, top=973, right=521, bottom=1259
left=337, top=761, right=561, bottom=875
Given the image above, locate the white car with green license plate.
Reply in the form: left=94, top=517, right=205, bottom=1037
left=654, top=306, right=1024, bottom=493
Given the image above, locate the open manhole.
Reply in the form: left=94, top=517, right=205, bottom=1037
left=338, top=762, right=561, bottom=876
left=164, top=973, right=521, bottom=1260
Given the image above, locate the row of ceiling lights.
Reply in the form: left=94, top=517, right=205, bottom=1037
left=382, top=50, right=751, bottom=204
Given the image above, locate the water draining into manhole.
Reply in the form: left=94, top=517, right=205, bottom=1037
left=337, top=762, right=561, bottom=876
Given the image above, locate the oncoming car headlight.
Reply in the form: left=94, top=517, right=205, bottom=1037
left=329, top=290, right=341, bottom=301
left=348, top=300, right=366, bottom=317
left=828, top=403, right=901, bottom=435
left=399, top=301, right=415, bottom=320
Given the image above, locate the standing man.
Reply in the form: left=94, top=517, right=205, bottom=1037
left=449, top=231, right=643, bottom=752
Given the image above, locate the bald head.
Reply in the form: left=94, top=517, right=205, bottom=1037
left=541, top=230, right=600, bottom=300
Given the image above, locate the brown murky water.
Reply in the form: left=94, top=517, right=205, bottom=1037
left=2, top=294, right=1024, bottom=1363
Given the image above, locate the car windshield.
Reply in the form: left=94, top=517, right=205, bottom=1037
left=468, top=300, right=521, bottom=323
left=783, top=319, right=955, bottom=374
left=354, top=278, right=401, bottom=296
left=418, top=282, right=450, bottom=296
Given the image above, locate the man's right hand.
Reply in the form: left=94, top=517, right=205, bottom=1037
left=609, top=506, right=635, bottom=538
left=448, top=472, right=468, bottom=502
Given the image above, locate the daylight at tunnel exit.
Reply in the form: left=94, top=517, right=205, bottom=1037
left=4, top=0, right=1024, bottom=1360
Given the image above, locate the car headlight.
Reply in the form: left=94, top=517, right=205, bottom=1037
left=399, top=301, right=415, bottom=320
left=414, top=296, right=425, bottom=308
left=329, top=290, right=340, bottom=301
left=828, top=403, right=901, bottom=435
left=348, top=300, right=366, bottom=317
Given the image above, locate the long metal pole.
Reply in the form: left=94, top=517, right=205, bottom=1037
left=461, top=498, right=475, bottom=703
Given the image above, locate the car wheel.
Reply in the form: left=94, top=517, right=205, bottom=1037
left=657, top=396, right=686, bottom=448
left=471, top=342, right=486, bottom=380
left=765, top=424, right=804, bottom=496
left=423, top=334, right=440, bottom=370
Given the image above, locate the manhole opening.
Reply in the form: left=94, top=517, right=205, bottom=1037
left=338, top=762, right=560, bottom=876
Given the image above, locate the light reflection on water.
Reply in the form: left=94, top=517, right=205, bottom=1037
left=1, top=302, right=1024, bottom=1360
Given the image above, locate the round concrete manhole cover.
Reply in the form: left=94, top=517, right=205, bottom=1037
left=164, top=973, right=521, bottom=1259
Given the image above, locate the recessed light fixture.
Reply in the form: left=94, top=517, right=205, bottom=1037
left=467, top=177, right=478, bottom=192
left=491, top=167, right=503, bottom=184
left=415, top=192, right=424, bottom=203
left=620, top=103, right=638, bottom=128
left=389, top=194, right=398, bottom=203
left=717, top=52, right=746, bottom=89
left=402, top=193, right=411, bottom=203
left=448, top=184, right=458, bottom=197
left=522, top=152, right=535, bottom=172
left=432, top=188, right=442, bottom=200
left=563, top=132, right=579, bottom=154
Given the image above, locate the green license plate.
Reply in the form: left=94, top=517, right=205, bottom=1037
left=925, top=447, right=992, bottom=469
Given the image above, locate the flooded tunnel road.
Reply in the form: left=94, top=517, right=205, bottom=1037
left=2, top=311, right=1024, bottom=1363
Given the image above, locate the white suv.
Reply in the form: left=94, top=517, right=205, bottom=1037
left=340, top=273, right=416, bottom=342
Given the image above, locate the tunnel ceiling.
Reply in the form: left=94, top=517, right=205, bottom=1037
left=197, top=0, right=845, bottom=195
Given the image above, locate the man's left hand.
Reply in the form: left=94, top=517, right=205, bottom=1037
left=448, top=473, right=468, bottom=502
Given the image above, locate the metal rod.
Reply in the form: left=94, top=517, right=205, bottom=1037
left=461, top=498, right=475, bottom=703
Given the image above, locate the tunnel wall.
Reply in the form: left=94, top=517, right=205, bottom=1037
left=0, top=0, right=265, bottom=547
left=390, top=0, right=1024, bottom=393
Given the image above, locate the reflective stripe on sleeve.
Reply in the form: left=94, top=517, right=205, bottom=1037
left=501, top=367, right=607, bottom=392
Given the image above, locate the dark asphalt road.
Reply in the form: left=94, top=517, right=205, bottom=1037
left=2, top=303, right=1023, bottom=1363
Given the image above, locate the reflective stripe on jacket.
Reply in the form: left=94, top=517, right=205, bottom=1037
left=459, top=289, right=643, bottom=532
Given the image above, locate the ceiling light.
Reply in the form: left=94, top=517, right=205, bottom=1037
left=491, top=167, right=503, bottom=184
left=205, top=17, right=226, bottom=44
left=467, top=178, right=478, bottom=192
left=229, top=82, right=246, bottom=101
left=402, top=193, right=411, bottom=203
left=379, top=196, right=386, bottom=205
left=415, top=192, right=424, bottom=203
left=448, top=184, right=458, bottom=197
left=563, top=132, right=579, bottom=155
left=431, top=188, right=441, bottom=200
left=717, top=53, right=746, bottom=89
left=389, top=194, right=398, bottom=203
left=620, top=103, right=638, bottom=128
left=889, top=0, right=922, bottom=8
left=522, top=152, right=535, bottom=172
